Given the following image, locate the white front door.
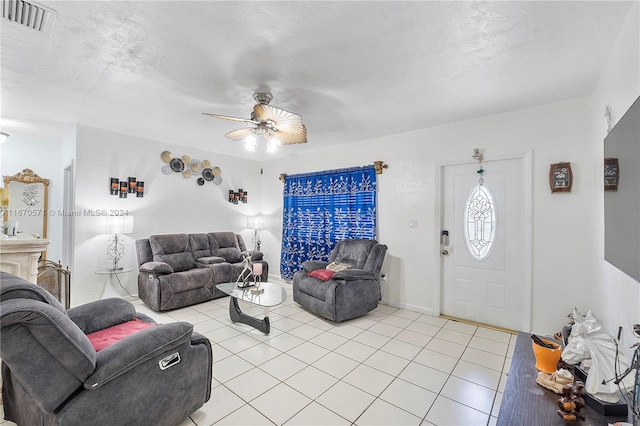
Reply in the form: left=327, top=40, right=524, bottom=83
left=440, top=157, right=528, bottom=330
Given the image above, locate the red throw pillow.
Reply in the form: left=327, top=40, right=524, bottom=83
left=87, top=318, right=156, bottom=352
left=307, top=269, right=335, bottom=281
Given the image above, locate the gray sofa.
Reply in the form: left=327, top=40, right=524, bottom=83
left=292, top=239, right=388, bottom=322
left=0, top=272, right=212, bottom=426
left=135, top=231, right=268, bottom=311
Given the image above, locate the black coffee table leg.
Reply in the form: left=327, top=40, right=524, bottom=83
left=229, top=297, right=270, bottom=334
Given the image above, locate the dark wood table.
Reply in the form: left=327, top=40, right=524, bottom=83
left=497, top=331, right=632, bottom=425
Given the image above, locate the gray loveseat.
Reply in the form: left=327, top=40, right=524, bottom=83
left=135, top=232, right=268, bottom=311
left=292, top=239, right=388, bottom=322
left=0, top=272, right=212, bottom=426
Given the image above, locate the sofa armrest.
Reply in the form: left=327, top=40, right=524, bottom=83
left=332, top=269, right=376, bottom=281
left=241, top=250, right=263, bottom=261
left=139, top=261, right=174, bottom=274
left=301, top=260, right=329, bottom=272
left=68, top=298, right=136, bottom=334
left=84, top=322, right=194, bottom=390
left=196, top=256, right=226, bottom=265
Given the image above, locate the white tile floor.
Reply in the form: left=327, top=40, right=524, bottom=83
left=0, top=279, right=516, bottom=426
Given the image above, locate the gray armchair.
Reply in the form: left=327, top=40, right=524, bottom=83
left=0, top=272, right=212, bottom=426
left=292, top=239, right=388, bottom=322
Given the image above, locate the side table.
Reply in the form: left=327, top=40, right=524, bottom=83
left=497, top=331, right=631, bottom=425
left=95, top=268, right=133, bottom=298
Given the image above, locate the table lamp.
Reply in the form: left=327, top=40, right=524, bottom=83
left=101, top=216, right=134, bottom=270
left=246, top=215, right=263, bottom=251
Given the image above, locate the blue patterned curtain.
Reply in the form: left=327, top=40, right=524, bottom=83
left=280, top=165, right=377, bottom=279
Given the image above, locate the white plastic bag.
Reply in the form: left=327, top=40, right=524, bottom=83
left=561, top=308, right=634, bottom=403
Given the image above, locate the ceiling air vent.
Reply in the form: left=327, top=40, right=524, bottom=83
left=2, top=0, right=56, bottom=34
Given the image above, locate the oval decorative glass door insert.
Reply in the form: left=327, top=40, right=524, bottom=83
left=463, top=184, right=496, bottom=260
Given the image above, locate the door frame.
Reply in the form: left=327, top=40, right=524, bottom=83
left=63, top=161, right=75, bottom=276
left=433, top=151, right=533, bottom=332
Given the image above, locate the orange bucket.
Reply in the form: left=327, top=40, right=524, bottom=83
left=532, top=339, right=562, bottom=374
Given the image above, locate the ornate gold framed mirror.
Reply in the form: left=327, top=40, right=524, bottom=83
left=3, top=169, right=50, bottom=257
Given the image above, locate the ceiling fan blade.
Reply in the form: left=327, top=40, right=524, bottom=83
left=225, top=128, right=255, bottom=141
left=274, top=125, right=307, bottom=145
left=202, top=113, right=261, bottom=125
left=254, top=104, right=305, bottom=135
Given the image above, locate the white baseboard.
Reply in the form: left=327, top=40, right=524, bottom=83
left=381, top=299, right=435, bottom=316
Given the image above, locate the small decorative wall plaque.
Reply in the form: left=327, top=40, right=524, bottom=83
left=110, top=177, right=144, bottom=198
left=604, top=158, right=619, bottom=191
left=128, top=177, right=137, bottom=193
left=110, top=178, right=119, bottom=195
left=119, top=181, right=128, bottom=198
left=549, top=162, right=573, bottom=193
left=228, top=189, right=248, bottom=204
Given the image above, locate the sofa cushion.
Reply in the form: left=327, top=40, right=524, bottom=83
left=87, top=318, right=157, bottom=352
left=217, top=247, right=242, bottom=263
left=0, top=272, right=67, bottom=313
left=149, top=234, right=195, bottom=272
left=158, top=269, right=213, bottom=293
left=210, top=232, right=240, bottom=249
left=308, top=269, right=335, bottom=281
left=297, top=275, right=337, bottom=301
left=210, top=263, right=236, bottom=283
left=207, top=232, right=246, bottom=263
left=161, top=252, right=194, bottom=272
left=139, top=261, right=174, bottom=274
left=301, top=260, right=329, bottom=273
left=189, top=233, right=212, bottom=260
left=242, top=250, right=264, bottom=261
left=196, top=256, right=226, bottom=265
left=329, top=240, right=377, bottom=269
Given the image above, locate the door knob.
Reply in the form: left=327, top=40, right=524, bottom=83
left=441, top=249, right=449, bottom=256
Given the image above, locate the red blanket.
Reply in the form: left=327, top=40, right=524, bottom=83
left=87, top=318, right=156, bottom=352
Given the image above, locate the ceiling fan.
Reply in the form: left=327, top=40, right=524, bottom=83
left=203, top=92, right=307, bottom=151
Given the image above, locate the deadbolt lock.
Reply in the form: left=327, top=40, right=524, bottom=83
left=441, top=249, right=449, bottom=256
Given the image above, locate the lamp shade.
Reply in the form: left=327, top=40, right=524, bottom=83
left=101, top=215, right=134, bottom=234
left=246, top=215, right=263, bottom=230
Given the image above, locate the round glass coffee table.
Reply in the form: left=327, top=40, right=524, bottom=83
left=216, top=282, right=287, bottom=334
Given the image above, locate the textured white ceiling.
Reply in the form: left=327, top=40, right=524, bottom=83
left=0, top=1, right=634, bottom=159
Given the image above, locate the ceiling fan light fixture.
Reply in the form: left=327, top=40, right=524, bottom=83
left=244, top=133, right=257, bottom=151
left=204, top=92, right=307, bottom=153
left=267, top=136, right=281, bottom=153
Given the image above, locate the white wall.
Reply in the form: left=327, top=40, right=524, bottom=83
left=262, top=97, right=596, bottom=334
left=72, top=125, right=262, bottom=305
left=5, top=3, right=636, bottom=337
left=0, top=131, right=69, bottom=261
left=591, top=1, right=640, bottom=356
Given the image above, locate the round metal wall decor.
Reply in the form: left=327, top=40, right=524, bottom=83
left=202, top=168, right=214, bottom=181
left=170, top=158, right=185, bottom=172
left=160, top=152, right=224, bottom=188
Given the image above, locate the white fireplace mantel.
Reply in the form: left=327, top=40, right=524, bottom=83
left=0, top=235, right=50, bottom=283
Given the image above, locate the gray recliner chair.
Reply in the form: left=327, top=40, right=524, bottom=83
left=292, top=239, right=388, bottom=322
left=0, top=272, right=212, bottom=426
